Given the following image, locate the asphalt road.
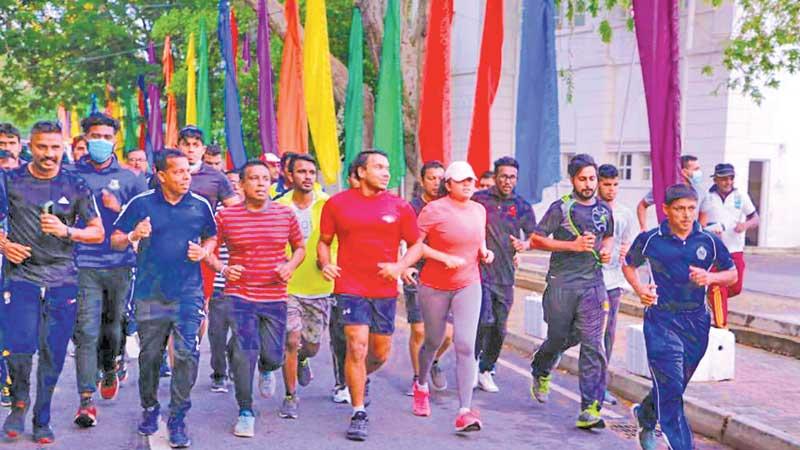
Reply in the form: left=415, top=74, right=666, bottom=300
left=3, top=323, right=727, bottom=450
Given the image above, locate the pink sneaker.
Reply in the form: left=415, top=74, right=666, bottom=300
left=412, top=382, right=431, bottom=417
left=455, top=409, right=482, bottom=432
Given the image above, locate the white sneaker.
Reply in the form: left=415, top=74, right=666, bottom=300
left=332, top=385, right=351, bottom=404
left=258, top=370, right=277, bottom=399
left=477, top=371, right=499, bottom=393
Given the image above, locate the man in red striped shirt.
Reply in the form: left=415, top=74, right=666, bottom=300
left=206, top=160, right=305, bottom=439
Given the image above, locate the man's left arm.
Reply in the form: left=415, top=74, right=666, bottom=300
left=735, top=194, right=759, bottom=233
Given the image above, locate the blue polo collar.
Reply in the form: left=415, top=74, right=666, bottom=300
left=658, top=219, right=702, bottom=240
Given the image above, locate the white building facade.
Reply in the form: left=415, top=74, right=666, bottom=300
left=451, top=0, right=800, bottom=248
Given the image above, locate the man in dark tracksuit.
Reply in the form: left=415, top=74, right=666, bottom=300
left=111, top=150, right=217, bottom=448
left=1, top=121, right=104, bottom=444
left=72, top=113, right=148, bottom=427
left=623, top=184, right=736, bottom=450
left=529, top=154, right=614, bottom=429
left=471, top=157, right=536, bottom=393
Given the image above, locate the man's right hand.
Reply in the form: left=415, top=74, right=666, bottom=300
left=401, top=267, right=419, bottom=285
left=321, top=263, right=342, bottom=281
left=634, top=284, right=658, bottom=306
left=3, top=241, right=32, bottom=264
left=130, top=216, right=152, bottom=242
left=572, top=232, right=596, bottom=252
left=223, top=265, right=245, bottom=281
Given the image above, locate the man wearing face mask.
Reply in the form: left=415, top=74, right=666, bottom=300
left=637, top=155, right=707, bottom=231
left=71, top=113, right=148, bottom=429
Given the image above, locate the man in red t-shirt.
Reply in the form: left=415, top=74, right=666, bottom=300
left=206, top=161, right=305, bottom=439
left=318, top=150, right=422, bottom=442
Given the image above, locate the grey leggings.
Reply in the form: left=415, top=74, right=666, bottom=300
left=418, top=282, right=482, bottom=409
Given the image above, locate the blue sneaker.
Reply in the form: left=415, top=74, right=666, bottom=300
left=167, top=415, right=191, bottom=448
left=160, top=355, right=172, bottom=378
left=33, top=423, right=55, bottom=445
left=137, top=406, right=160, bottom=436
left=631, top=404, right=658, bottom=450
left=3, top=400, right=28, bottom=440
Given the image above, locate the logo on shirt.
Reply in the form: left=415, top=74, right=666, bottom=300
left=696, top=246, right=708, bottom=261
left=591, top=207, right=610, bottom=234
left=381, top=215, right=397, bottom=224
left=108, top=179, right=120, bottom=191
left=57, top=196, right=70, bottom=205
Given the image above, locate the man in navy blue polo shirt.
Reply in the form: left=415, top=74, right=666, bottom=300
left=471, top=156, right=537, bottom=393
left=0, top=121, right=104, bottom=445
left=111, top=149, right=217, bottom=448
left=623, top=184, right=737, bottom=450
left=529, top=154, right=614, bottom=430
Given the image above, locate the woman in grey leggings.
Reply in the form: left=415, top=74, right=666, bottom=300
left=407, top=161, right=494, bottom=432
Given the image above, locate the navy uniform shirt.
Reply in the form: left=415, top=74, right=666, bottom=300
left=535, top=194, right=614, bottom=288
left=113, top=189, right=216, bottom=302
left=150, top=163, right=235, bottom=211
left=626, top=221, right=735, bottom=311
left=4, top=166, right=99, bottom=287
left=472, top=187, right=537, bottom=286
left=72, top=157, right=148, bottom=269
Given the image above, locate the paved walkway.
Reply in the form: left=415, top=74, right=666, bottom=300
left=508, top=285, right=800, bottom=443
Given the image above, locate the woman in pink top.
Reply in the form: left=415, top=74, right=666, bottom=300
left=409, top=161, right=494, bottom=432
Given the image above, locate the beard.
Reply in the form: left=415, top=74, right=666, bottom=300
left=573, top=188, right=596, bottom=201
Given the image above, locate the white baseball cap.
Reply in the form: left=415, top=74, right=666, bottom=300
left=444, top=161, right=477, bottom=182
left=263, top=152, right=281, bottom=163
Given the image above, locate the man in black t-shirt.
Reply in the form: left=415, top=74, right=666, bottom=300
left=0, top=121, right=104, bottom=445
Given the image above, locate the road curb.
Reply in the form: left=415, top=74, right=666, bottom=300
left=744, top=246, right=800, bottom=256
left=516, top=269, right=800, bottom=358
left=503, top=331, right=800, bottom=450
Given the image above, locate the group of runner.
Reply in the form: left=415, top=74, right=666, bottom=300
left=0, top=115, right=755, bottom=450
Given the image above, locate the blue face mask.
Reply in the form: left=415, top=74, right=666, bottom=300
left=689, top=170, right=704, bottom=185
left=87, top=139, right=114, bottom=163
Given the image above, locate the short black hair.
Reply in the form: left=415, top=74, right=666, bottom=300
left=154, top=148, right=186, bottom=172
left=81, top=113, right=120, bottom=134
left=239, top=159, right=271, bottom=180
left=493, top=156, right=519, bottom=173
left=480, top=170, right=494, bottom=179
left=178, top=125, right=204, bottom=145
left=353, top=149, right=389, bottom=179
left=280, top=151, right=299, bottom=169
left=30, top=120, right=63, bottom=137
left=289, top=153, right=317, bottom=172
left=665, top=183, right=698, bottom=205
left=598, top=164, right=619, bottom=179
left=225, top=169, right=240, bottom=176
left=420, top=160, right=444, bottom=179
left=680, top=155, right=698, bottom=169
left=0, top=123, right=21, bottom=141
left=205, top=144, right=222, bottom=157
left=568, top=153, right=597, bottom=177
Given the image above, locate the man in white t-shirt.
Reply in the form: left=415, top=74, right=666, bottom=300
left=701, top=163, right=759, bottom=328
left=597, top=164, right=639, bottom=406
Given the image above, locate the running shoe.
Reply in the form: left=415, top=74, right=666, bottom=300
left=297, top=358, right=313, bottom=387
left=210, top=377, right=229, bottom=393
left=160, top=355, right=172, bottom=378
left=405, top=376, right=418, bottom=397
left=530, top=374, right=551, bottom=403
left=100, top=371, right=119, bottom=401
left=258, top=370, right=276, bottom=398
left=332, top=385, right=351, bottom=404
left=455, top=409, right=482, bottom=432
left=430, top=362, right=448, bottom=391
left=576, top=401, right=605, bottom=429
left=167, top=415, right=191, bottom=448
left=117, top=359, right=128, bottom=384
left=477, top=371, right=499, bottom=393
left=74, top=399, right=98, bottom=428
left=412, top=382, right=431, bottom=417
left=3, top=400, right=28, bottom=439
left=603, top=389, right=618, bottom=406
left=346, top=411, right=369, bottom=442
left=233, top=409, right=255, bottom=438
left=33, top=423, right=55, bottom=445
left=631, top=404, right=658, bottom=450
left=1, top=385, right=11, bottom=407
left=278, top=395, right=299, bottom=419
left=137, top=406, right=160, bottom=436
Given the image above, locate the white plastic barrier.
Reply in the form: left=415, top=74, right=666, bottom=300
left=625, top=324, right=736, bottom=382
left=524, top=293, right=548, bottom=339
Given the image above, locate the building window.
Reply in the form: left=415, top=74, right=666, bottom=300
left=641, top=153, right=652, bottom=181
left=556, top=3, right=587, bottom=29
left=619, top=153, right=633, bottom=180
left=561, top=152, right=576, bottom=179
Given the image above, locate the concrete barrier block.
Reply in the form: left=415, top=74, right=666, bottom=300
left=524, top=293, right=547, bottom=339
left=626, top=324, right=650, bottom=378
left=692, top=327, right=736, bottom=382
